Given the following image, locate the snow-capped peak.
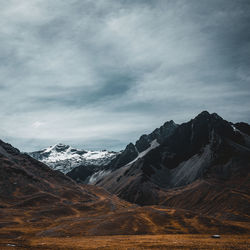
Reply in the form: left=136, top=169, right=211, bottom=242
left=44, top=143, right=71, bottom=153
left=28, top=144, right=118, bottom=174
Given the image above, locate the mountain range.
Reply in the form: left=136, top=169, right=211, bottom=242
left=1, top=111, right=249, bottom=247
left=27, top=111, right=250, bottom=221
left=65, top=120, right=178, bottom=184
left=27, top=120, right=178, bottom=183
left=28, top=143, right=118, bottom=174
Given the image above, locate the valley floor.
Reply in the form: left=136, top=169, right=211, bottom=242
left=0, top=234, right=249, bottom=249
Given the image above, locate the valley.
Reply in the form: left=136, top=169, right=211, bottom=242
left=0, top=111, right=249, bottom=249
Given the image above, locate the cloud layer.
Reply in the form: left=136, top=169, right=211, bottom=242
left=0, top=0, right=250, bottom=151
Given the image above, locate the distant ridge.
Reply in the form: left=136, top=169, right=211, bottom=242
left=28, top=143, right=118, bottom=174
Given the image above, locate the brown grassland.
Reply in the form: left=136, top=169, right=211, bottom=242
left=0, top=234, right=249, bottom=249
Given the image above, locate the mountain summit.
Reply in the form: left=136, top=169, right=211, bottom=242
left=67, top=118, right=179, bottom=184
left=28, top=143, right=118, bottom=174
left=91, top=111, right=250, bottom=221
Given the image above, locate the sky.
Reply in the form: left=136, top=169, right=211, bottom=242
left=0, top=0, right=250, bottom=152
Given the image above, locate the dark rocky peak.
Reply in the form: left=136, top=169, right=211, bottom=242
left=125, top=143, right=138, bottom=153
left=191, top=111, right=236, bottom=141
left=135, top=135, right=151, bottom=153
left=234, top=122, right=250, bottom=136
left=119, top=142, right=138, bottom=160
left=165, top=112, right=234, bottom=149
left=153, top=120, right=178, bottom=144
left=192, top=111, right=231, bottom=127
left=194, top=110, right=211, bottom=119
left=135, top=120, right=178, bottom=153
left=163, top=119, right=177, bottom=127
left=53, top=143, right=70, bottom=152
left=211, top=112, right=224, bottom=120
left=0, top=140, right=20, bottom=157
left=193, top=110, right=219, bottom=120
left=147, top=111, right=245, bottom=171
left=134, top=113, right=221, bottom=172
left=192, top=111, right=224, bottom=123
left=108, top=143, right=138, bottom=170
left=108, top=119, right=179, bottom=170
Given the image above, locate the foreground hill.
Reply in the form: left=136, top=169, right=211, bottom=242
left=0, top=138, right=249, bottom=248
left=94, top=112, right=250, bottom=222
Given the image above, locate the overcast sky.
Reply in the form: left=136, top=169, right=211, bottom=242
left=0, top=0, right=250, bottom=152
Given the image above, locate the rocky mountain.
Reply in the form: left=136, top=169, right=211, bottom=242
left=94, top=111, right=250, bottom=221
left=109, top=120, right=178, bottom=170
left=68, top=120, right=178, bottom=184
left=28, top=143, right=118, bottom=174
left=2, top=138, right=247, bottom=248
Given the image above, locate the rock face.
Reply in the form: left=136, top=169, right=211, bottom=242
left=66, top=119, right=178, bottom=184
left=108, top=120, right=178, bottom=171
left=135, top=120, right=178, bottom=152
left=95, top=111, right=250, bottom=220
left=28, top=143, right=118, bottom=174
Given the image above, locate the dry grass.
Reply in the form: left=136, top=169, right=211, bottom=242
left=0, top=234, right=249, bottom=249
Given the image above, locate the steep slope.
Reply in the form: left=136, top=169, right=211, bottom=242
left=109, top=120, right=178, bottom=170
left=96, top=111, right=250, bottom=221
left=0, top=140, right=125, bottom=210
left=69, top=120, right=178, bottom=184
left=28, top=143, right=118, bottom=174
left=2, top=138, right=247, bottom=246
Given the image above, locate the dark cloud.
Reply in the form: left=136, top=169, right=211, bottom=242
left=0, top=0, right=249, bottom=151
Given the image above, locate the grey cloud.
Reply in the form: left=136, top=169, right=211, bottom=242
left=0, top=0, right=249, bottom=151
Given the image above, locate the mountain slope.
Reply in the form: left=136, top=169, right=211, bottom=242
left=2, top=138, right=247, bottom=246
left=95, top=111, right=250, bottom=221
left=28, top=143, right=118, bottom=174
left=109, top=120, right=178, bottom=170
left=68, top=120, right=179, bottom=184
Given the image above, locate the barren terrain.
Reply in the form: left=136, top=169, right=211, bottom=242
left=0, top=234, right=249, bottom=249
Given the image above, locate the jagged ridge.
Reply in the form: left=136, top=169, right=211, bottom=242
left=95, top=111, right=250, bottom=222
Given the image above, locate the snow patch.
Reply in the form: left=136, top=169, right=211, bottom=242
left=231, top=124, right=240, bottom=132
left=88, top=170, right=111, bottom=184
left=126, top=139, right=160, bottom=166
